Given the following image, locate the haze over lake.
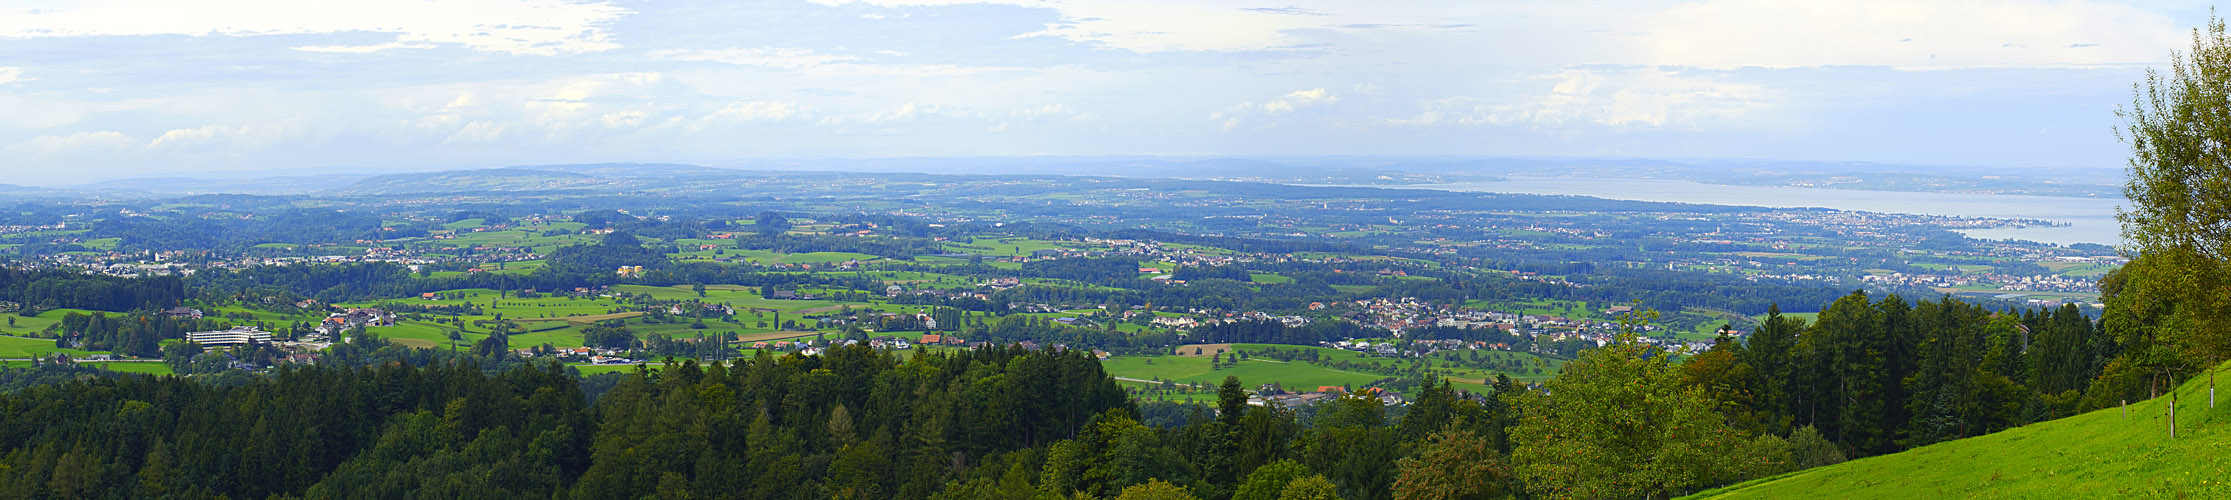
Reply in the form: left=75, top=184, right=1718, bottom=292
left=1402, top=178, right=2125, bottom=248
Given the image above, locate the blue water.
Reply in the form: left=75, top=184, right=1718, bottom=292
left=1400, top=178, right=2125, bottom=247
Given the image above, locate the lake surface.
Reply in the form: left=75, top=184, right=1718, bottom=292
left=1397, top=178, right=2126, bottom=247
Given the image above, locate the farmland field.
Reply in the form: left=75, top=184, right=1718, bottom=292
left=1102, top=350, right=1388, bottom=393
left=0, top=335, right=109, bottom=359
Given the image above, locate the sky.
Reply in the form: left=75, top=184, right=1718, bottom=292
left=0, top=0, right=2215, bottom=185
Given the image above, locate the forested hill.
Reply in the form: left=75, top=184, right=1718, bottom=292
left=0, top=345, right=1127, bottom=499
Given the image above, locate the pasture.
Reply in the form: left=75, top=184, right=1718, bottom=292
left=1686, top=361, right=2231, bottom=499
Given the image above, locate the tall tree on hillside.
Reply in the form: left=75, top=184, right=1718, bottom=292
left=2090, top=262, right=2193, bottom=407
left=2119, top=14, right=2231, bottom=378
left=1682, top=330, right=1774, bottom=435
left=1740, top=305, right=1804, bottom=435
left=1901, top=297, right=1992, bottom=447
left=1299, top=394, right=1402, bottom=500
left=1794, top=291, right=1870, bottom=452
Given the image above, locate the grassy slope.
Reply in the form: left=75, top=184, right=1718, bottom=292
left=0, top=336, right=107, bottom=359
left=1685, top=363, right=2231, bottom=499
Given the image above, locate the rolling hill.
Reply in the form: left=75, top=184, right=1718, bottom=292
left=1685, top=363, right=2231, bottom=499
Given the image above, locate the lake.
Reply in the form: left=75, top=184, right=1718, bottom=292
left=1396, top=178, right=2126, bottom=247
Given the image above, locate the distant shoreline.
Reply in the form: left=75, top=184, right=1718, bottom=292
left=1317, top=177, right=2127, bottom=247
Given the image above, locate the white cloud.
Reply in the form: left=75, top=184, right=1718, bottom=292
left=445, top=121, right=509, bottom=144
left=530, top=73, right=670, bottom=115
left=1010, top=104, right=1093, bottom=121
left=866, top=102, right=931, bottom=123
left=0, top=0, right=2183, bottom=181
left=6, top=130, right=140, bottom=158
left=148, top=125, right=237, bottom=149
left=1212, top=88, right=1338, bottom=129
left=990, top=104, right=1095, bottom=131
left=598, top=111, right=648, bottom=129
left=147, top=122, right=300, bottom=152
left=1639, top=0, right=2180, bottom=69
left=689, top=101, right=803, bottom=132
left=1263, top=88, right=1335, bottom=114
left=653, top=48, right=859, bottom=69
left=1379, top=68, right=1778, bottom=129
left=0, top=0, right=631, bottom=55
left=291, top=42, right=439, bottom=54
left=808, top=0, right=2177, bottom=69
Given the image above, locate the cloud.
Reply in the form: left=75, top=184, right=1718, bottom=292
left=1010, top=104, right=1094, bottom=121
left=689, top=101, right=803, bottom=132
left=865, top=102, right=933, bottom=123
left=291, top=42, right=440, bottom=54
left=1241, top=6, right=1329, bottom=16
left=445, top=121, right=508, bottom=144
left=1638, top=0, right=2178, bottom=69
left=653, top=48, right=860, bottom=69
left=805, top=0, right=2178, bottom=68
left=1263, top=88, right=1335, bottom=114
left=0, top=0, right=2183, bottom=182
left=1376, top=68, right=1778, bottom=129
left=148, top=125, right=238, bottom=149
left=0, top=0, right=632, bottom=55
left=1212, top=88, right=1338, bottom=129
left=594, top=111, right=646, bottom=129
left=6, top=130, right=140, bottom=158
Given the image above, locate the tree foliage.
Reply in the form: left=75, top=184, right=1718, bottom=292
left=2118, top=13, right=2231, bottom=381
left=1508, top=313, right=1747, bottom=499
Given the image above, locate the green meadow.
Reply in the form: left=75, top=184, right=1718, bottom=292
left=1686, top=362, right=2231, bottom=499
left=0, top=335, right=109, bottom=359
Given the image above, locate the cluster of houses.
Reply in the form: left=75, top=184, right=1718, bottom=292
left=513, top=346, right=638, bottom=364
left=667, top=302, right=737, bottom=316
left=1249, top=384, right=1406, bottom=408
left=1860, top=270, right=2099, bottom=296
left=1130, top=309, right=1310, bottom=329
left=313, top=308, right=396, bottom=337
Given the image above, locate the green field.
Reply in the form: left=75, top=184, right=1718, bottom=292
left=0, top=335, right=109, bottom=359
left=1105, top=352, right=1387, bottom=392
left=1467, top=299, right=1605, bottom=322
left=1686, top=362, right=2231, bottom=499
left=1104, top=343, right=1415, bottom=395
left=570, top=363, right=645, bottom=376
left=1105, top=343, right=1565, bottom=397
left=0, top=359, right=165, bottom=374
left=90, top=362, right=174, bottom=375
left=0, top=310, right=79, bottom=337
left=2041, top=260, right=2119, bottom=278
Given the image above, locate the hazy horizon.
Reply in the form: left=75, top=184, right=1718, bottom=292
left=1, top=153, right=2128, bottom=189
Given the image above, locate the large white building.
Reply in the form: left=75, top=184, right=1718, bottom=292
left=187, top=327, right=272, bottom=346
